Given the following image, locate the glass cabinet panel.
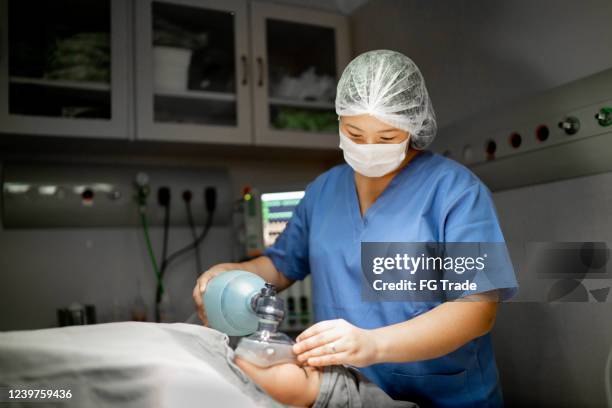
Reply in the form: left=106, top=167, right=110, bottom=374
left=265, top=19, right=337, bottom=133
left=7, top=0, right=112, bottom=119
left=151, top=1, right=237, bottom=126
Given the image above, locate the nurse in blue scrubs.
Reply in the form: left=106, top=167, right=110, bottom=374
left=194, top=49, right=518, bottom=407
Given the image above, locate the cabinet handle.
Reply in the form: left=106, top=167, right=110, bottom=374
left=256, top=56, right=264, bottom=87
left=241, top=55, right=248, bottom=86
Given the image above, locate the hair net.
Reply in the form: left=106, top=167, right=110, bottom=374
left=335, top=49, right=437, bottom=150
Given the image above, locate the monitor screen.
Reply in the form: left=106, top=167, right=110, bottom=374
left=261, top=191, right=305, bottom=247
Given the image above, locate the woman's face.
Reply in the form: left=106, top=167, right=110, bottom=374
left=340, top=114, right=410, bottom=145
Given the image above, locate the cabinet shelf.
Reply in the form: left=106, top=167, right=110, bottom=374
left=9, top=76, right=110, bottom=92
left=269, top=96, right=334, bottom=110
left=154, top=88, right=237, bottom=102
left=8, top=76, right=111, bottom=118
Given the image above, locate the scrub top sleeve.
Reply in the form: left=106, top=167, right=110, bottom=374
left=263, top=190, right=311, bottom=282
left=442, top=182, right=518, bottom=301
left=443, top=182, right=503, bottom=242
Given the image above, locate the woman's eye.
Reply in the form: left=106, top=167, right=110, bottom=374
left=349, top=133, right=362, bottom=138
left=380, top=137, right=395, bottom=142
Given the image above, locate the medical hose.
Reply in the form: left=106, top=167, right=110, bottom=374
left=157, top=205, right=170, bottom=303
left=185, top=197, right=203, bottom=277
left=160, top=205, right=170, bottom=274
left=162, top=210, right=213, bottom=272
left=161, top=187, right=216, bottom=278
left=157, top=188, right=172, bottom=314
left=138, top=208, right=164, bottom=295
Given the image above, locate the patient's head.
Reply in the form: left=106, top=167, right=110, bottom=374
left=235, top=356, right=322, bottom=407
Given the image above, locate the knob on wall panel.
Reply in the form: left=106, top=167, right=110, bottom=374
left=429, top=68, right=612, bottom=190
left=558, top=116, right=580, bottom=135
left=1, top=163, right=232, bottom=228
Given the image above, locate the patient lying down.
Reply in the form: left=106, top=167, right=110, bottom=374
left=235, top=356, right=415, bottom=408
left=0, top=322, right=415, bottom=408
left=235, top=357, right=321, bottom=406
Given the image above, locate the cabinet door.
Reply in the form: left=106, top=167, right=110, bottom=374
left=250, top=2, right=350, bottom=149
left=0, top=0, right=129, bottom=139
left=135, top=0, right=251, bottom=144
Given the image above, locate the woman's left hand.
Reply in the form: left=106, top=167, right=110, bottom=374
left=293, top=319, right=378, bottom=367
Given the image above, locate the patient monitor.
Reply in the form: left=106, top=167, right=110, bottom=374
left=239, top=189, right=305, bottom=258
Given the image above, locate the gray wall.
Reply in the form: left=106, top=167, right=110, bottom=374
left=350, top=0, right=612, bottom=129
left=492, top=173, right=612, bottom=407
left=351, top=1, right=612, bottom=406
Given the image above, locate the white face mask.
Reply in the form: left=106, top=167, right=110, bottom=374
left=339, top=130, right=408, bottom=177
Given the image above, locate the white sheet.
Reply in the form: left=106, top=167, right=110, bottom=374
left=0, top=322, right=286, bottom=407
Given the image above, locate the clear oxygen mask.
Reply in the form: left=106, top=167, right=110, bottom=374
left=234, top=283, right=297, bottom=367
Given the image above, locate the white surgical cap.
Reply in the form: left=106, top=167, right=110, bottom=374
left=335, top=49, right=437, bottom=150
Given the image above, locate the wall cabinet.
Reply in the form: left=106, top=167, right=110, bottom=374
left=0, top=0, right=350, bottom=149
left=0, top=0, right=130, bottom=139
left=135, top=0, right=252, bottom=144
left=251, top=2, right=349, bottom=148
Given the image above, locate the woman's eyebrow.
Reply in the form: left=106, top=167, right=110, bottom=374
left=346, top=124, right=362, bottom=131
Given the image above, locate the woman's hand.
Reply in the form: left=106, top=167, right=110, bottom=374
left=192, top=263, right=237, bottom=325
left=293, top=319, right=379, bottom=367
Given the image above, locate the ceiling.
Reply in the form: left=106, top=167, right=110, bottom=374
left=254, top=0, right=370, bottom=15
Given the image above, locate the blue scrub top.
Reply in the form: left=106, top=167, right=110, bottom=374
left=264, top=151, right=518, bottom=408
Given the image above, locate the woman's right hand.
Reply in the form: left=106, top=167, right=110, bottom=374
left=192, top=263, right=237, bottom=325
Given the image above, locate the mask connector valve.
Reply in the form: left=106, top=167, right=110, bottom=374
left=235, top=283, right=298, bottom=367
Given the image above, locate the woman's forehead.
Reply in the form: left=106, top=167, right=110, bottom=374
left=340, top=114, right=403, bottom=133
